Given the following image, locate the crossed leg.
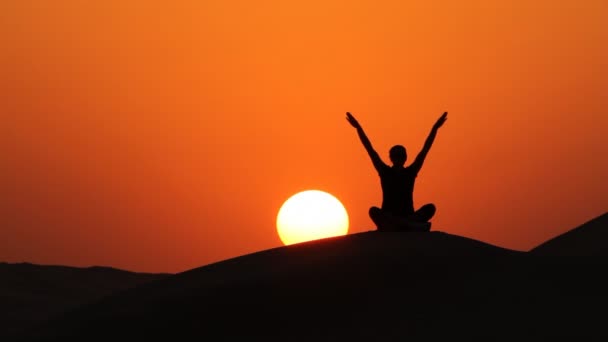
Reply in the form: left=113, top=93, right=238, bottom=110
left=409, top=203, right=436, bottom=222
left=369, top=203, right=436, bottom=232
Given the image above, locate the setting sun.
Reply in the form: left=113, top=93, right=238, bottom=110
left=277, top=190, right=349, bottom=245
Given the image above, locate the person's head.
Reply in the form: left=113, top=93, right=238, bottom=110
left=389, top=145, right=407, bottom=166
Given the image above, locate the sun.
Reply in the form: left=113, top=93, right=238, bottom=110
left=276, top=190, right=349, bottom=245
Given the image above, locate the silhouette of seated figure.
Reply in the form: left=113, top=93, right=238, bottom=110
left=346, top=111, right=447, bottom=232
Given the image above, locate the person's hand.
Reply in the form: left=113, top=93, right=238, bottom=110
left=434, top=112, right=448, bottom=130
left=346, top=112, right=360, bottom=129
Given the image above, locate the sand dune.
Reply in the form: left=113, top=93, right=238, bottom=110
left=531, top=212, right=608, bottom=256
left=7, top=212, right=608, bottom=341
left=0, top=263, right=168, bottom=340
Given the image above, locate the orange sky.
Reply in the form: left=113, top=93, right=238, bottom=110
left=1, top=0, right=606, bottom=273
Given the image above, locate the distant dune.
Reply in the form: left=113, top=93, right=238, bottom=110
left=0, top=263, right=168, bottom=340
left=7, top=212, right=608, bottom=341
left=531, top=212, right=608, bottom=256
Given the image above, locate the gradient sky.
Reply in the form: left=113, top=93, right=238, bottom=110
left=1, top=0, right=606, bottom=273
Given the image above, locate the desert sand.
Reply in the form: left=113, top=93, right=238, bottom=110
left=5, top=212, right=607, bottom=341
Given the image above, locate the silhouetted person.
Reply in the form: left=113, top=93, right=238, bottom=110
left=346, top=111, right=448, bottom=231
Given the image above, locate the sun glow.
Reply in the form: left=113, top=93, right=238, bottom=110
left=276, top=190, right=349, bottom=245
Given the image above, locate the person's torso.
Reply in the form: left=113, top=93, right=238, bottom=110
left=379, top=166, right=416, bottom=216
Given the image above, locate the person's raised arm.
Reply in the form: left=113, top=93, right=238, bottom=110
left=410, top=112, right=448, bottom=174
left=346, top=112, right=386, bottom=172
